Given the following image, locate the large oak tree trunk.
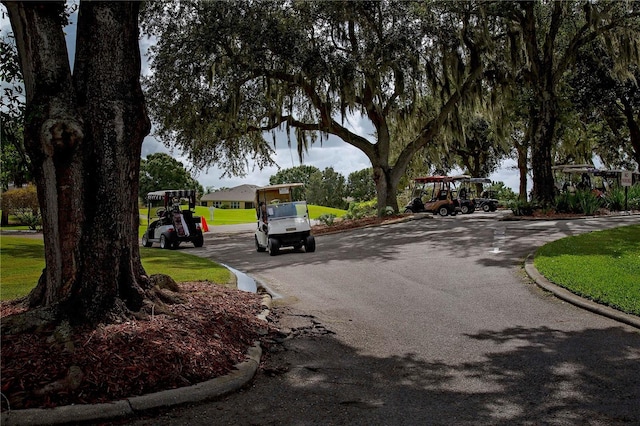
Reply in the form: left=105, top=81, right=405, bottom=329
left=529, top=92, right=558, bottom=206
left=515, top=141, right=529, bottom=201
left=4, top=1, right=151, bottom=326
left=621, top=97, right=640, bottom=167
left=372, top=165, right=399, bottom=215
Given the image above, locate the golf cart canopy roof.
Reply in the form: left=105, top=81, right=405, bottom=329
left=413, top=176, right=454, bottom=183
left=552, top=164, right=599, bottom=174
left=256, top=183, right=305, bottom=192
left=449, top=175, right=475, bottom=182
left=146, top=189, right=197, bottom=202
left=147, top=189, right=196, bottom=208
left=552, top=165, right=639, bottom=178
left=256, top=183, right=305, bottom=204
left=465, top=177, right=492, bottom=184
left=552, top=164, right=596, bottom=171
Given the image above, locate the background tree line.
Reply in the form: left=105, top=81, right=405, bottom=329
left=142, top=0, right=639, bottom=213
left=269, top=165, right=376, bottom=209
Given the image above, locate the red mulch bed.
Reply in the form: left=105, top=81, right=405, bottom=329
left=311, top=215, right=407, bottom=235
left=1, top=283, right=271, bottom=411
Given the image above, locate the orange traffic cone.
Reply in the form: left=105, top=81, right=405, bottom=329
left=201, top=216, right=209, bottom=232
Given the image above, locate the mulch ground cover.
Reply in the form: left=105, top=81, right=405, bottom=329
left=1, top=283, right=271, bottom=410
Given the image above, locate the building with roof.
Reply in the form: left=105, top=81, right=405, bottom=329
left=200, top=184, right=258, bottom=209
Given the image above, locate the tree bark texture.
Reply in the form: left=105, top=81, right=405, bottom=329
left=519, top=1, right=560, bottom=206
left=529, top=92, right=558, bottom=205
left=4, top=1, right=151, bottom=325
left=515, top=140, right=529, bottom=201
left=621, top=97, right=640, bottom=167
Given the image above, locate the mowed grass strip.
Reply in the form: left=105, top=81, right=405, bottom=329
left=0, top=236, right=45, bottom=300
left=139, top=205, right=347, bottom=228
left=534, top=224, right=640, bottom=316
left=192, top=205, right=346, bottom=224
left=139, top=247, right=230, bottom=284
left=0, top=236, right=230, bottom=301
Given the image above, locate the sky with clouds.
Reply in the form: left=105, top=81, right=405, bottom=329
left=1, top=5, right=525, bottom=193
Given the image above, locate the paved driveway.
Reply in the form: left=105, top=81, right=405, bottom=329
left=131, top=214, right=640, bottom=425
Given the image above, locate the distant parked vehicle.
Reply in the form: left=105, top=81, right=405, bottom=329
left=404, top=176, right=458, bottom=216
left=254, top=183, right=316, bottom=256
left=552, top=164, right=640, bottom=197
left=458, top=177, right=499, bottom=212
left=141, top=190, right=204, bottom=249
left=450, top=175, right=476, bottom=214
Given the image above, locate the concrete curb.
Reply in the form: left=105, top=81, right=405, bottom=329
left=1, top=299, right=272, bottom=426
left=524, top=256, right=640, bottom=330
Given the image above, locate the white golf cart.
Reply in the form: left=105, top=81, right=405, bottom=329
left=141, top=189, right=204, bottom=249
left=254, top=183, right=316, bottom=256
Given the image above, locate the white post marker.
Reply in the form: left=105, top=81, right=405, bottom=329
left=209, top=205, right=215, bottom=221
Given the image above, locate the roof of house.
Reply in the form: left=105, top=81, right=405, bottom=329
left=200, top=184, right=259, bottom=202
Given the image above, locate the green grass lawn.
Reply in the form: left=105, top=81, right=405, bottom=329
left=0, top=236, right=45, bottom=300
left=0, top=235, right=230, bottom=301
left=190, top=205, right=345, bottom=225
left=534, top=225, right=640, bottom=316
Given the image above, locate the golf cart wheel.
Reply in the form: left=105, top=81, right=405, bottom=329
left=460, top=205, right=470, bottom=214
left=268, top=238, right=280, bottom=256
left=160, top=234, right=171, bottom=249
left=482, top=204, right=491, bottom=212
left=438, top=206, right=449, bottom=216
left=255, top=236, right=266, bottom=252
left=404, top=208, right=413, bottom=214
left=193, top=235, right=204, bottom=248
left=305, top=235, right=316, bottom=253
left=141, top=232, right=152, bottom=248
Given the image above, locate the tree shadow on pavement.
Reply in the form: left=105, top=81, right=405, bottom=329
left=129, top=308, right=640, bottom=426
left=203, top=217, right=630, bottom=276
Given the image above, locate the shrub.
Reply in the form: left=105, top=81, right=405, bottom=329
left=1, top=185, right=42, bottom=229
left=508, top=199, right=534, bottom=216
left=630, top=184, right=640, bottom=210
left=344, top=200, right=377, bottom=219
left=554, top=192, right=576, bottom=213
left=14, top=209, right=42, bottom=230
left=574, top=189, right=602, bottom=215
left=604, top=187, right=625, bottom=211
left=604, top=184, right=640, bottom=211
left=383, top=206, right=395, bottom=216
left=317, top=213, right=336, bottom=226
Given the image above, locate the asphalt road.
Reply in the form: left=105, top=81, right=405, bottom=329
left=129, top=213, right=640, bottom=426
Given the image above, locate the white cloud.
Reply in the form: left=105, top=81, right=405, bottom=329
left=489, top=159, right=530, bottom=194
left=143, top=132, right=372, bottom=190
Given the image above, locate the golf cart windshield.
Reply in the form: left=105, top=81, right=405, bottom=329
left=266, top=201, right=309, bottom=220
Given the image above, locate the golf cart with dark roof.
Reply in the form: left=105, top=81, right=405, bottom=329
left=141, top=190, right=204, bottom=249
left=254, top=183, right=316, bottom=256
left=449, top=175, right=476, bottom=214
left=404, top=176, right=458, bottom=216
left=458, top=177, right=499, bottom=212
